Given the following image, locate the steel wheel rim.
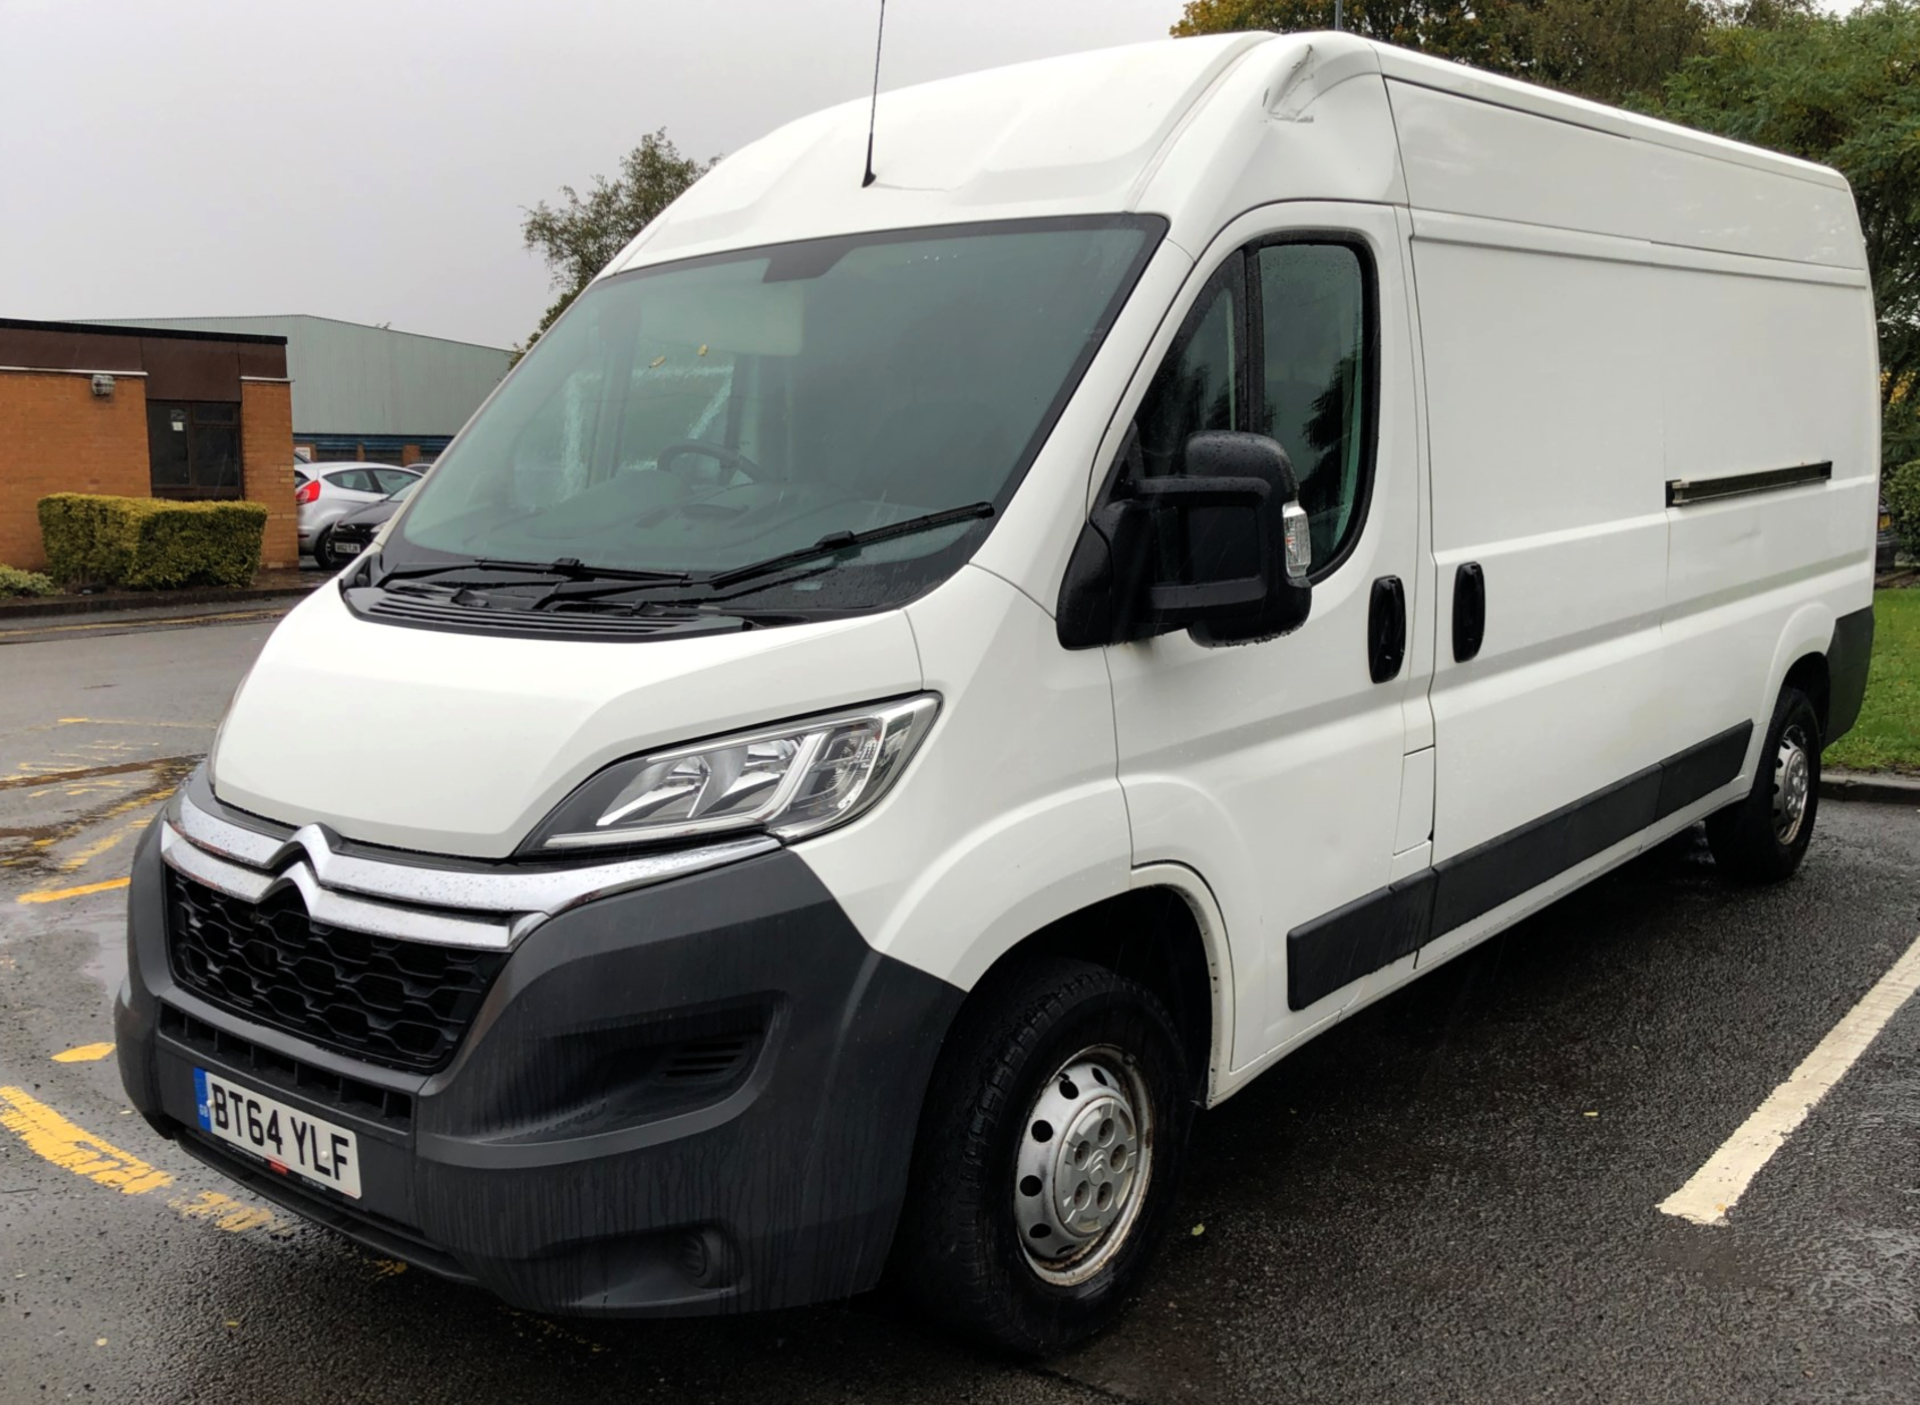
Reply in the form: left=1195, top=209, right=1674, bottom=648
left=1012, top=1044, right=1153, bottom=1286
left=1772, top=724, right=1812, bottom=845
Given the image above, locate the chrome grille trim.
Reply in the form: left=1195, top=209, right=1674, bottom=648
left=166, top=787, right=780, bottom=950
left=161, top=824, right=517, bottom=950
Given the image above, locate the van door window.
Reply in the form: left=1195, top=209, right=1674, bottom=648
left=1254, top=243, right=1370, bottom=572
left=1134, top=257, right=1248, bottom=478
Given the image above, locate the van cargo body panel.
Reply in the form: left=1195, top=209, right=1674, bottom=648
left=210, top=588, right=922, bottom=859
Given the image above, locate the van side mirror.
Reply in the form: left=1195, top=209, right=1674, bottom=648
left=1058, top=430, right=1313, bottom=649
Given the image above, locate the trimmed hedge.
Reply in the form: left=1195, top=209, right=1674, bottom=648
left=1887, top=459, right=1920, bottom=562
left=38, top=494, right=269, bottom=590
left=0, top=564, right=56, bottom=597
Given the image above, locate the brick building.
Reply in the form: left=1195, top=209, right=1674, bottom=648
left=0, top=318, right=296, bottom=573
left=81, top=315, right=512, bottom=467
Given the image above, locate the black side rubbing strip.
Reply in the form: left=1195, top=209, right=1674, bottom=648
left=1655, top=725, right=1754, bottom=820
left=1284, top=721, right=1754, bottom=1011
left=1430, top=766, right=1663, bottom=936
left=1286, top=871, right=1435, bottom=1011
left=1666, top=461, right=1831, bottom=508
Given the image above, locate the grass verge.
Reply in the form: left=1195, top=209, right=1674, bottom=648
left=1825, top=588, right=1920, bottom=775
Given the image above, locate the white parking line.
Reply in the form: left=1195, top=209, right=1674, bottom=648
left=1659, top=930, right=1920, bottom=1226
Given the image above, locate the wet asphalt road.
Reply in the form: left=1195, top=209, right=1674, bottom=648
left=3, top=606, right=1918, bottom=1403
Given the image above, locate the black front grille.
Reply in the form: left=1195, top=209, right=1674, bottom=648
left=165, top=873, right=506, bottom=1073
left=159, top=1003, right=413, bottom=1126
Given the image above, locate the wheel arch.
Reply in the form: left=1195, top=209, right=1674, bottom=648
left=1783, top=651, right=1831, bottom=736
left=1760, top=602, right=1838, bottom=757
left=959, top=865, right=1233, bottom=1106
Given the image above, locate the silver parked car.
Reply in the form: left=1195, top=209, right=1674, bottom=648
left=295, top=464, right=423, bottom=569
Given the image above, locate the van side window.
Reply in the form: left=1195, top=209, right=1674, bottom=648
left=1134, top=257, right=1247, bottom=478
left=1255, top=243, right=1370, bottom=570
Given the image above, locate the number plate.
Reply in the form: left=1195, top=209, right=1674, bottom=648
left=334, top=539, right=362, bottom=555
left=194, top=1068, right=362, bottom=1199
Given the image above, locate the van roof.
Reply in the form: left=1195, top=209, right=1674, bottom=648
left=610, top=31, right=1850, bottom=275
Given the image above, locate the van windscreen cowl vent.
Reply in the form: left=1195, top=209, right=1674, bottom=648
left=344, top=586, right=754, bottom=642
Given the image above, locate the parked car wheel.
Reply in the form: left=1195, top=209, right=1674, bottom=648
left=891, top=958, right=1193, bottom=1356
left=1707, top=685, right=1822, bottom=884
left=312, top=526, right=343, bottom=572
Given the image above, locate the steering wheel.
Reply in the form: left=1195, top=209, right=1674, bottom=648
left=656, top=440, right=766, bottom=487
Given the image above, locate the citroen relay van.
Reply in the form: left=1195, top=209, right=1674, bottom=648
left=117, top=32, right=1878, bottom=1353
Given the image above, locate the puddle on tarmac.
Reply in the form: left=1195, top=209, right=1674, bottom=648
left=0, top=754, right=196, bottom=883
left=1806, top=1221, right=1920, bottom=1325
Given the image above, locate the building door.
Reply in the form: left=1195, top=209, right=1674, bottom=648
left=1104, top=204, right=1431, bottom=1069
left=148, top=401, right=242, bottom=499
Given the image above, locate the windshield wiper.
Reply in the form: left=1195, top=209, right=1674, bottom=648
left=701, top=501, right=995, bottom=590
left=375, top=557, right=691, bottom=588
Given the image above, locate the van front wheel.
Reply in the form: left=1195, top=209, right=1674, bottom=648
left=891, top=958, right=1192, bottom=1356
left=1707, top=685, right=1822, bottom=884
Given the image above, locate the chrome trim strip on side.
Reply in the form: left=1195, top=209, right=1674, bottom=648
left=167, top=789, right=781, bottom=950
left=1666, top=461, right=1832, bottom=508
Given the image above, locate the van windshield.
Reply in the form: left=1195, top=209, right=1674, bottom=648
left=387, top=216, right=1162, bottom=614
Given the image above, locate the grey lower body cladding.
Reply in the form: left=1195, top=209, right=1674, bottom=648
left=115, top=815, right=963, bottom=1316
left=1286, top=721, right=1754, bottom=1011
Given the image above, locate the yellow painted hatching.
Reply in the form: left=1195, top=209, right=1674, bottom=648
left=0, top=1085, right=172, bottom=1195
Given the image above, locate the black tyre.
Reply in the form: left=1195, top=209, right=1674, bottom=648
left=1706, top=685, right=1822, bottom=884
left=890, top=958, right=1194, bottom=1356
left=312, top=526, right=341, bottom=571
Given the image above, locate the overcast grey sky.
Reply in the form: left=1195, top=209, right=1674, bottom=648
left=0, top=0, right=1179, bottom=349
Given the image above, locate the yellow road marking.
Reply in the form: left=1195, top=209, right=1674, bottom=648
left=0, top=1086, right=172, bottom=1195
left=58, top=815, right=152, bottom=873
left=169, top=1190, right=285, bottom=1234
left=51, top=1042, right=116, bottom=1063
left=0, top=609, right=283, bottom=640
left=16, top=877, right=130, bottom=904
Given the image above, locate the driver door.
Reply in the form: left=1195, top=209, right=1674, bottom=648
left=1103, top=204, right=1431, bottom=1070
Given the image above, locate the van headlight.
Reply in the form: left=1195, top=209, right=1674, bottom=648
left=523, top=694, right=939, bottom=853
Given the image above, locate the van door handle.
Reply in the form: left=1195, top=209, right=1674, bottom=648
left=1368, top=575, right=1406, bottom=684
left=1453, top=562, right=1486, bottom=662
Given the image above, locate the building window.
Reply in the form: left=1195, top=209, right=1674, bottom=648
left=148, top=400, right=243, bottom=500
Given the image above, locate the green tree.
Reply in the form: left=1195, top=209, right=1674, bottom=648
left=519, top=129, right=718, bottom=349
left=1171, top=0, right=1525, bottom=73
left=1513, top=0, right=1714, bottom=102
left=1652, top=1, right=1920, bottom=466
left=1168, top=0, right=1810, bottom=104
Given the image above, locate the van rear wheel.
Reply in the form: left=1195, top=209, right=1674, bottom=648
left=890, top=958, right=1192, bottom=1356
left=1707, top=685, right=1822, bottom=884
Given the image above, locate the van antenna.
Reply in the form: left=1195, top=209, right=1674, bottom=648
left=862, top=0, right=886, bottom=187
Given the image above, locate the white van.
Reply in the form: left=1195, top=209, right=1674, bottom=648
left=117, top=32, right=1877, bottom=1353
